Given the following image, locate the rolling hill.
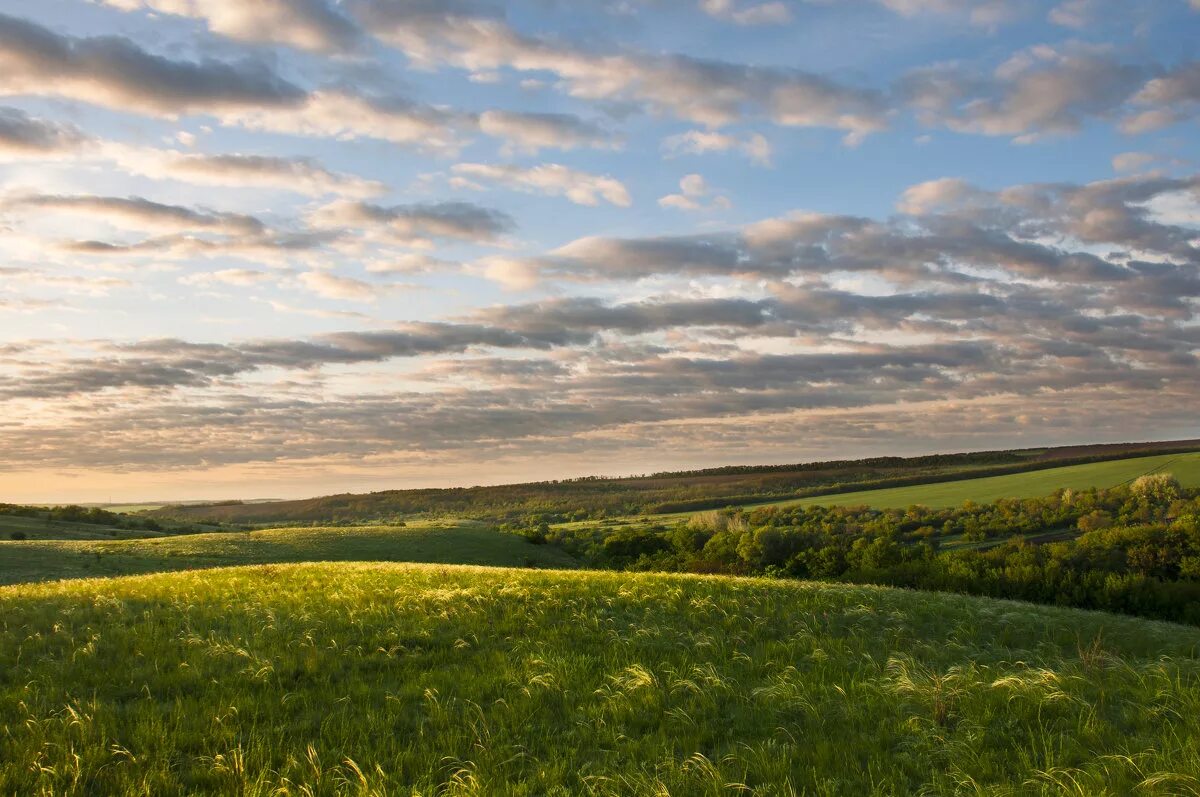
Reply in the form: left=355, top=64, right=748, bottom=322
left=0, top=521, right=574, bottom=586
left=762, top=450, right=1200, bottom=510
left=2, top=564, right=1199, bottom=795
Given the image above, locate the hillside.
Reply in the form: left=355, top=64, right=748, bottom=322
left=148, top=439, right=1200, bottom=524
left=0, top=513, right=166, bottom=541
left=0, top=522, right=574, bottom=586
left=2, top=564, right=1200, bottom=795
left=742, top=450, right=1200, bottom=511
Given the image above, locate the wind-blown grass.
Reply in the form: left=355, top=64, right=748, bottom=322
left=0, top=522, right=575, bottom=586
left=3, top=563, right=1200, bottom=795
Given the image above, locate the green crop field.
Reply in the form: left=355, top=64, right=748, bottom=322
left=0, top=522, right=575, bottom=586
left=2, top=564, right=1200, bottom=795
left=769, top=451, right=1200, bottom=510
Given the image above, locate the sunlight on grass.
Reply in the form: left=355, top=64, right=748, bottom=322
left=2, top=563, right=1200, bottom=794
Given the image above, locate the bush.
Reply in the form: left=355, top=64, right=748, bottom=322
left=9, top=531, right=27, bottom=540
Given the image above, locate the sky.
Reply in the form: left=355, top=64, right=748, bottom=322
left=0, top=0, right=1198, bottom=503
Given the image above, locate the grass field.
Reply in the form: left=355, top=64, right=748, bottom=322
left=769, top=451, right=1200, bottom=510
left=0, top=522, right=575, bottom=586
left=0, top=514, right=165, bottom=541
left=2, top=563, right=1200, bottom=795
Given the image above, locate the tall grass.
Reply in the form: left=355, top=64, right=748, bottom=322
left=3, top=563, right=1200, bottom=795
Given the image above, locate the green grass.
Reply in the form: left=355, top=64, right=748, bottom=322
left=0, top=514, right=164, bottom=541
left=3, top=563, right=1200, bottom=795
left=769, top=451, right=1200, bottom=510
left=0, top=521, right=576, bottom=586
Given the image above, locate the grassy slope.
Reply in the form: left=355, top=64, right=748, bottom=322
left=771, top=451, right=1200, bottom=510
left=0, top=521, right=575, bottom=586
left=2, top=563, right=1200, bottom=795
left=0, top=514, right=165, bottom=541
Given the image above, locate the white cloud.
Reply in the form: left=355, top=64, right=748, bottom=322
left=1111, top=151, right=1155, bottom=174
left=220, top=91, right=466, bottom=153
left=297, top=271, right=381, bottom=302
left=181, top=268, right=274, bottom=287
left=658, top=173, right=732, bottom=211
left=452, top=163, right=632, bottom=207
left=103, top=143, right=386, bottom=198
left=479, top=110, right=617, bottom=154
left=662, top=130, right=772, bottom=166
left=364, top=253, right=458, bottom=274
left=98, top=0, right=360, bottom=53
left=700, top=0, right=792, bottom=26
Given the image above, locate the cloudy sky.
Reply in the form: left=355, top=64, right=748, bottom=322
left=0, top=0, right=1198, bottom=502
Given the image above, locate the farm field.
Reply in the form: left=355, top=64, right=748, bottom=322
left=0, top=522, right=575, bottom=586
left=2, top=563, right=1200, bottom=795
left=772, top=451, right=1200, bottom=510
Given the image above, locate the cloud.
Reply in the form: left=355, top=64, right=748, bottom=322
left=658, top=173, right=732, bottom=211
left=3, top=193, right=266, bottom=236
left=1111, top=151, right=1156, bottom=173
left=1123, top=61, right=1200, bottom=133
left=0, top=13, right=306, bottom=116
left=1048, top=0, right=1102, bottom=28
left=109, top=147, right=387, bottom=198
left=878, top=0, right=1028, bottom=28
left=181, top=268, right=274, bottom=288
left=310, top=199, right=514, bottom=244
left=901, top=44, right=1150, bottom=141
left=297, top=271, right=382, bottom=302
left=700, top=0, right=793, bottom=25
left=0, top=107, right=385, bottom=197
left=478, top=110, right=617, bottom=153
left=484, top=172, right=1200, bottom=288
left=352, top=3, right=890, bottom=140
left=661, top=129, right=772, bottom=165
left=0, top=17, right=467, bottom=152
left=895, top=177, right=986, bottom=214
left=452, top=162, right=632, bottom=207
left=99, top=0, right=361, bottom=53
left=0, top=267, right=130, bottom=295
left=219, top=90, right=466, bottom=152
left=0, top=106, right=86, bottom=154
left=3, top=172, right=1199, bottom=476
left=364, top=253, right=459, bottom=275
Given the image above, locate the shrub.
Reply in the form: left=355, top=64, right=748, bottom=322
left=9, top=531, right=27, bottom=540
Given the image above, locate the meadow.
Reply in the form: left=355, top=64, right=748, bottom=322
left=0, top=514, right=164, bottom=542
left=4, top=457, right=1200, bottom=794
left=4, top=563, right=1200, bottom=795
left=0, top=522, right=575, bottom=586
left=771, top=451, right=1200, bottom=511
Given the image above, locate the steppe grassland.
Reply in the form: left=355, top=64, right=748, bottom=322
left=3, top=563, right=1200, bottom=795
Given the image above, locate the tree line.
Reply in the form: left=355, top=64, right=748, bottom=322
left=520, top=475, right=1200, bottom=625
